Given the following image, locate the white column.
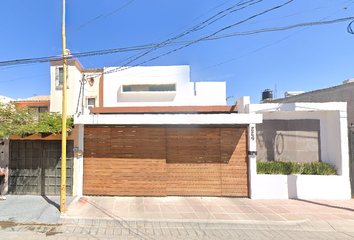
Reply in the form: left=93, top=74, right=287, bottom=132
left=247, top=123, right=257, bottom=199
left=77, top=124, right=84, bottom=196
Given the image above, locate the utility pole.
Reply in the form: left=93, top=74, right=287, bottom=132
left=60, top=0, right=67, bottom=213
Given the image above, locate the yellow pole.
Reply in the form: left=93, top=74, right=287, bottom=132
left=60, top=0, right=67, bottom=213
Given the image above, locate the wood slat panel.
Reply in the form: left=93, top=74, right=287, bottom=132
left=83, top=126, right=248, bottom=197
left=166, top=127, right=221, bottom=164
left=83, top=157, right=166, bottom=196
left=220, top=128, right=248, bottom=196
left=166, top=163, right=222, bottom=196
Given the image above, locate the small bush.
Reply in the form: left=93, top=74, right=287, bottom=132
left=257, top=161, right=336, bottom=175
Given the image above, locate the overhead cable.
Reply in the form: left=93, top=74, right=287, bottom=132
left=1, top=15, right=353, bottom=68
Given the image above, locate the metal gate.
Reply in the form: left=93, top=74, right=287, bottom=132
left=349, top=127, right=354, bottom=197
left=9, top=140, right=73, bottom=195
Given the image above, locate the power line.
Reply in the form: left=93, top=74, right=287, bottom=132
left=67, top=15, right=102, bottom=35
left=105, top=0, right=236, bottom=68
left=245, top=0, right=352, bottom=26
left=0, top=74, right=49, bottom=84
left=67, top=0, right=136, bottom=35
left=199, top=4, right=353, bottom=72
left=154, top=0, right=234, bottom=41
left=110, top=0, right=262, bottom=71
left=105, top=0, right=136, bottom=18
left=204, top=16, right=354, bottom=39
left=104, top=0, right=295, bottom=74
left=1, top=15, right=353, bottom=68
left=0, top=0, right=262, bottom=68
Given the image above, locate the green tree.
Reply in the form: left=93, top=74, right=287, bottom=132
left=0, top=102, right=73, bottom=138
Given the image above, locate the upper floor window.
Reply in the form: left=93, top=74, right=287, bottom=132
left=87, top=98, right=95, bottom=107
left=28, top=106, right=49, bottom=114
left=55, top=66, right=69, bottom=90
left=59, top=67, right=63, bottom=85
left=122, top=84, right=176, bottom=92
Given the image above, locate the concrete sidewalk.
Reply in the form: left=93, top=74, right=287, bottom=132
left=0, top=195, right=75, bottom=224
left=1, top=196, right=354, bottom=239
left=61, top=196, right=354, bottom=223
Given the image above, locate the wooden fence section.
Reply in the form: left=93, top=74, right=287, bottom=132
left=83, top=158, right=166, bottom=196
left=83, top=125, right=248, bottom=197
left=166, top=163, right=222, bottom=196
left=166, top=128, right=221, bottom=163
left=84, top=127, right=166, bottom=159
left=220, top=128, right=248, bottom=196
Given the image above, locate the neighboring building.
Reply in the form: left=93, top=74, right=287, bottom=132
left=244, top=100, right=351, bottom=199
left=0, top=95, right=14, bottom=104
left=16, top=95, right=50, bottom=113
left=0, top=95, right=15, bottom=195
left=266, top=80, right=354, bottom=126
left=49, top=55, right=102, bottom=116
left=261, top=80, right=354, bottom=196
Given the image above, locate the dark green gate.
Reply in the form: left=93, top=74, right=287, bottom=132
left=9, top=140, right=73, bottom=195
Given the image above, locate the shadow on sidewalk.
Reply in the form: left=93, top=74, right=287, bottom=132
left=41, top=195, right=60, bottom=210
left=296, top=199, right=354, bottom=213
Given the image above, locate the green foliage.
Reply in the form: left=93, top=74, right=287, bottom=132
left=0, top=102, right=74, bottom=138
left=257, top=160, right=336, bottom=175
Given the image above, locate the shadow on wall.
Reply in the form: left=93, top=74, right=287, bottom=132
left=256, top=119, right=321, bottom=163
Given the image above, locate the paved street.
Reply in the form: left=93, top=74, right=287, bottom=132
left=1, top=196, right=354, bottom=239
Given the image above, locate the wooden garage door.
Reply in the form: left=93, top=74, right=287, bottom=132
left=83, top=125, right=248, bottom=197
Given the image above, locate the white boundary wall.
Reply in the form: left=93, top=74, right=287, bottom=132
left=238, top=97, right=351, bottom=199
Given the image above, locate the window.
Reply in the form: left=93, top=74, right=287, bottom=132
left=55, top=66, right=69, bottom=90
left=122, top=84, right=176, bottom=92
left=87, top=98, right=95, bottom=107
left=28, top=106, right=49, bottom=114
left=59, top=67, right=63, bottom=85
left=87, top=98, right=96, bottom=114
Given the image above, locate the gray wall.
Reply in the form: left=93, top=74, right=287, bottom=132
left=257, top=119, right=321, bottom=162
left=268, top=81, right=354, bottom=126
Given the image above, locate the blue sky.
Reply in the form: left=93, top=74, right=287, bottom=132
left=1, top=0, right=354, bottom=104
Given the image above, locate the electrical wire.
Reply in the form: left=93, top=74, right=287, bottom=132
left=105, top=0, right=236, bottom=68
left=1, top=15, right=353, bottom=68
left=199, top=5, right=353, bottom=72
left=347, top=20, right=354, bottom=34
left=67, top=0, right=136, bottom=35
left=104, top=0, right=294, bottom=75
left=0, top=74, right=49, bottom=84
left=110, top=0, right=262, bottom=71
left=0, top=0, right=262, bottom=68
left=105, top=0, right=136, bottom=18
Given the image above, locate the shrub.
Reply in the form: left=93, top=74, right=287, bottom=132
left=0, top=102, right=74, bottom=138
left=257, top=161, right=336, bottom=175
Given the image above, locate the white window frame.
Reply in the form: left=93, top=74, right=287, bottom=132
left=55, top=66, right=69, bottom=90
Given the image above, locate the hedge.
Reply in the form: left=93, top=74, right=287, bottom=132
left=257, top=161, right=336, bottom=175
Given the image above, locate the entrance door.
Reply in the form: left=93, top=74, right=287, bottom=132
left=9, top=140, right=73, bottom=195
